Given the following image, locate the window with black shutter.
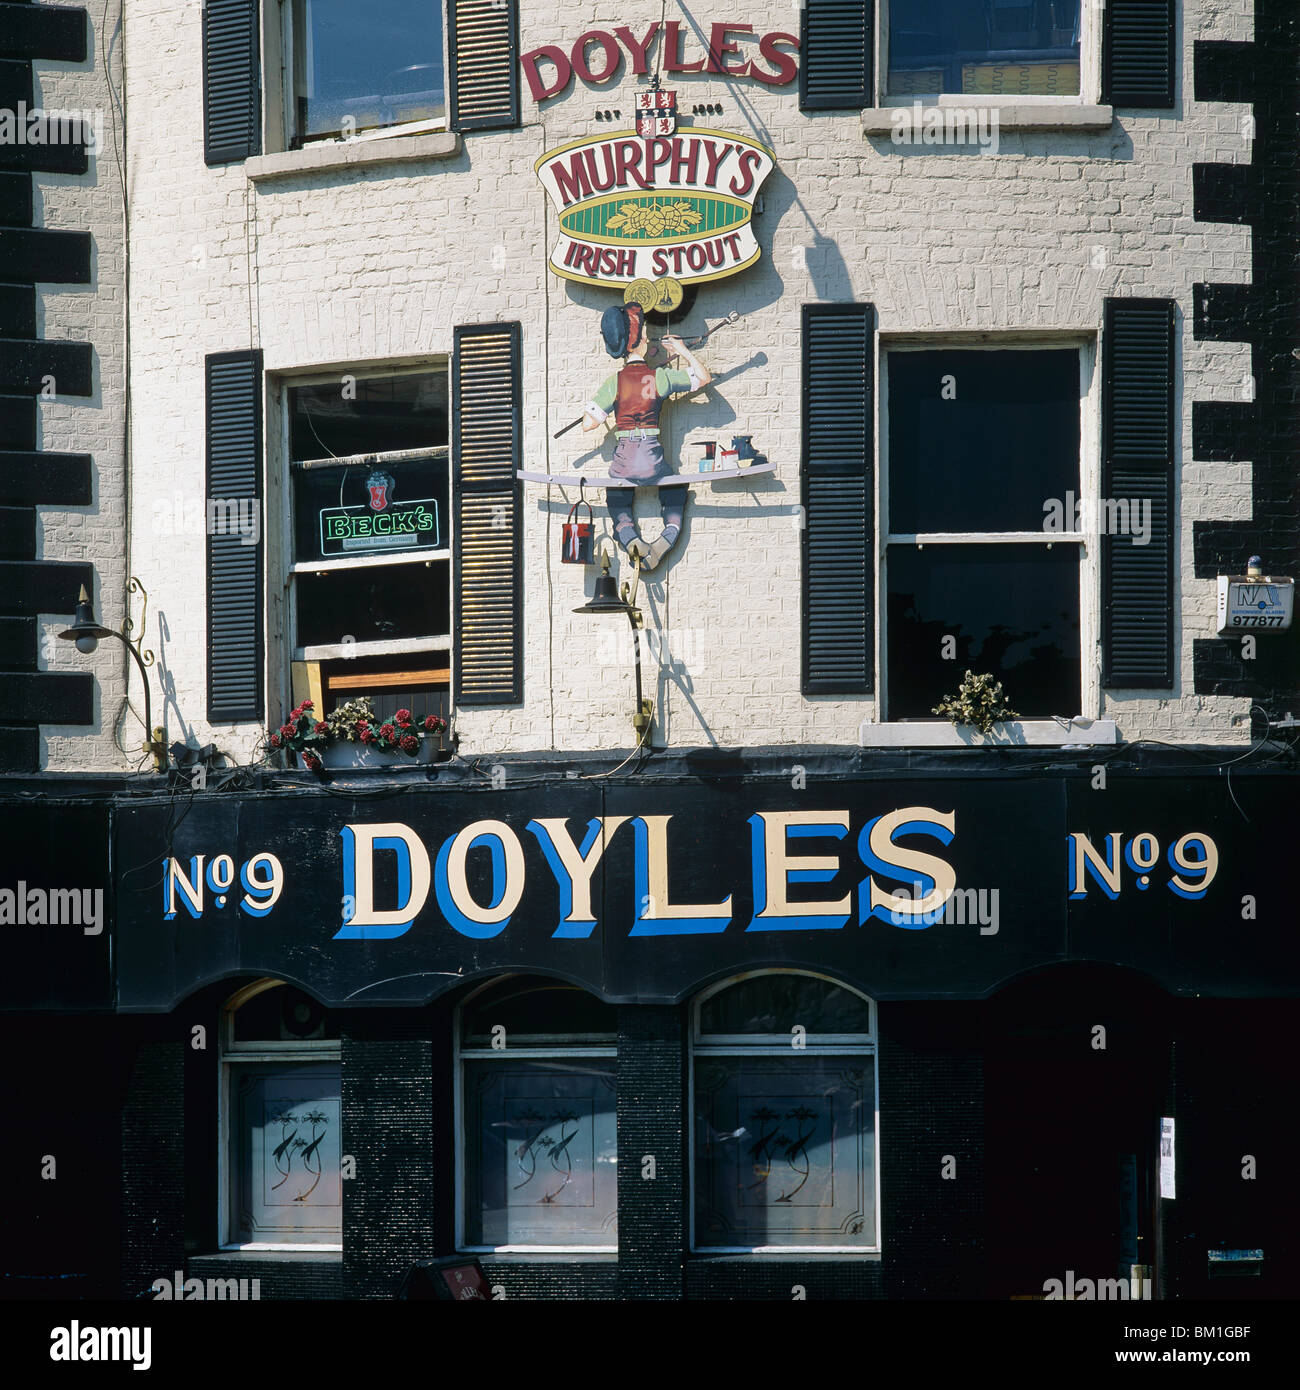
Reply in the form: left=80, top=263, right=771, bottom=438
left=1102, top=0, right=1176, bottom=108
left=202, top=0, right=261, bottom=165
left=453, top=323, right=523, bottom=705
left=449, top=0, right=520, bottom=132
left=802, top=304, right=874, bottom=695
left=883, top=346, right=1085, bottom=721
left=285, top=369, right=452, bottom=723
left=800, top=0, right=874, bottom=111
left=1101, top=299, right=1174, bottom=688
left=207, top=350, right=264, bottom=723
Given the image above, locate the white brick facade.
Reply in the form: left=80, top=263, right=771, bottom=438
left=39, top=0, right=1261, bottom=770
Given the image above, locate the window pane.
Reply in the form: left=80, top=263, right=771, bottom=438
left=694, top=1056, right=874, bottom=1248
left=463, top=1060, right=617, bottom=1247
left=462, top=978, right=617, bottom=1047
left=296, top=561, right=449, bottom=648
left=230, top=1063, right=341, bottom=1243
left=289, top=372, right=448, bottom=461
left=699, top=976, right=871, bottom=1039
left=888, top=349, right=1080, bottom=534
left=293, top=0, right=445, bottom=138
left=887, top=542, right=1081, bottom=719
left=888, top=0, right=1080, bottom=96
left=293, top=456, right=448, bottom=563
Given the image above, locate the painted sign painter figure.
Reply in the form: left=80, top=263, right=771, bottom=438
left=581, top=301, right=711, bottom=570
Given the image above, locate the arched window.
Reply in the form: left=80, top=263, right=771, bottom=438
left=691, top=972, right=877, bottom=1252
left=457, top=976, right=617, bottom=1252
left=220, top=980, right=341, bottom=1250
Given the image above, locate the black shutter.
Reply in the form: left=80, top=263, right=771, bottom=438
left=449, top=0, right=519, bottom=132
left=1101, top=299, right=1174, bottom=689
left=206, top=350, right=264, bottom=723
left=800, top=0, right=874, bottom=112
left=802, top=303, right=875, bottom=695
left=1103, top=0, right=1176, bottom=108
left=453, top=323, right=522, bottom=705
left=202, top=0, right=261, bottom=165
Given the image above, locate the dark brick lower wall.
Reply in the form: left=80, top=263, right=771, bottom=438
left=185, top=1253, right=342, bottom=1300
left=121, top=1028, right=185, bottom=1300
left=342, top=1017, right=435, bottom=1300
left=686, top=1258, right=885, bottom=1300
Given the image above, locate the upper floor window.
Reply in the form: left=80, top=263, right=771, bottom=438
left=887, top=0, right=1082, bottom=98
left=457, top=977, right=618, bottom=1252
left=692, top=972, right=877, bottom=1252
left=285, top=367, right=451, bottom=717
left=221, top=980, right=341, bottom=1250
left=286, top=0, right=446, bottom=145
left=883, top=344, right=1087, bottom=721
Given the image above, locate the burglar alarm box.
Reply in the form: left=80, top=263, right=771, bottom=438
left=1216, top=575, right=1294, bottom=633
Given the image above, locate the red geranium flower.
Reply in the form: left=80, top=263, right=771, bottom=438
left=394, top=708, right=413, bottom=725
left=360, top=730, right=376, bottom=745
left=424, top=715, right=444, bottom=732
left=268, top=733, right=281, bottom=749
left=379, top=723, right=396, bottom=740
left=314, top=721, right=329, bottom=735
left=301, top=700, right=314, bottom=711
left=400, top=734, right=419, bottom=755
left=302, top=751, right=322, bottom=771
left=279, top=724, right=296, bottom=740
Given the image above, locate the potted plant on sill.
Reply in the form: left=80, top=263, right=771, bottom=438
left=932, top=670, right=1019, bottom=740
left=266, top=696, right=450, bottom=771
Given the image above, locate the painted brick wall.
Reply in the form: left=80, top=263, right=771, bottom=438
left=35, top=0, right=1289, bottom=770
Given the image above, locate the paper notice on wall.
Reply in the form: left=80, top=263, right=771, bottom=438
left=1160, top=1117, right=1176, bottom=1199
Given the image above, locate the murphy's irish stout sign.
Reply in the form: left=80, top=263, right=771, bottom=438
left=536, top=116, right=775, bottom=291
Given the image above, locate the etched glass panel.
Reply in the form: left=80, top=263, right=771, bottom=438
left=464, top=1060, right=617, bottom=1247
left=694, top=1056, right=874, bottom=1248
left=231, top=1063, right=341, bottom=1244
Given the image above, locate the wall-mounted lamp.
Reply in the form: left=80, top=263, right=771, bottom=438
left=573, top=550, right=654, bottom=741
left=57, top=578, right=167, bottom=772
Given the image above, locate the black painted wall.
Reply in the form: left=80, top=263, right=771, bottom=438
left=1192, top=4, right=1300, bottom=717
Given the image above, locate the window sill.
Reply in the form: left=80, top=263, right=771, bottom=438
left=863, top=102, right=1113, bottom=135
left=859, top=719, right=1118, bottom=747
left=247, top=130, right=462, bottom=183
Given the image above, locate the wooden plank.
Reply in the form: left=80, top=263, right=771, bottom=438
left=327, top=667, right=451, bottom=691
left=516, top=461, right=776, bottom=487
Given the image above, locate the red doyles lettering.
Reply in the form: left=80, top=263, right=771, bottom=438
left=661, top=20, right=705, bottom=73
left=614, top=22, right=660, bottom=75
left=752, top=32, right=799, bottom=86
left=519, top=45, right=571, bottom=103
left=706, top=23, right=753, bottom=77
left=572, top=30, right=621, bottom=84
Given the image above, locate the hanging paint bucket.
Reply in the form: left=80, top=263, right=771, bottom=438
left=561, top=497, right=594, bottom=564
left=731, top=435, right=755, bottom=467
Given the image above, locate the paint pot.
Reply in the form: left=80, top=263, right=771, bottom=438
left=731, top=435, right=755, bottom=468
left=697, top=440, right=716, bottom=473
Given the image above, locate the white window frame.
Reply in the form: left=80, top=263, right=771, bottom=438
left=877, top=0, right=1100, bottom=107
left=279, top=362, right=453, bottom=668
left=454, top=978, right=619, bottom=1256
left=218, top=979, right=342, bottom=1253
left=689, top=969, right=881, bottom=1256
left=278, top=0, right=451, bottom=152
left=877, top=334, right=1100, bottom=723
